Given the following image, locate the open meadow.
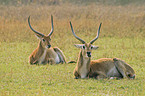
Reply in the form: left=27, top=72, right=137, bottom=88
left=0, top=1, right=145, bottom=95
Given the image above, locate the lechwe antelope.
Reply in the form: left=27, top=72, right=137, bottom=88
left=70, top=22, right=135, bottom=79
left=28, top=15, right=66, bottom=64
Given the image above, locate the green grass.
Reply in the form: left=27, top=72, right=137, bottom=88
left=0, top=2, right=145, bottom=96
left=0, top=37, right=145, bottom=95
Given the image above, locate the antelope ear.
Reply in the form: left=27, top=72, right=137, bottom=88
left=35, top=34, right=43, bottom=40
left=91, top=46, right=99, bottom=50
left=74, top=44, right=83, bottom=49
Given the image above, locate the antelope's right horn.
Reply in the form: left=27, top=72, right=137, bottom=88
left=90, top=23, right=102, bottom=44
left=48, top=15, right=54, bottom=36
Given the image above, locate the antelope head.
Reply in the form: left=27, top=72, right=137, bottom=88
left=28, top=15, right=54, bottom=49
left=70, top=22, right=102, bottom=58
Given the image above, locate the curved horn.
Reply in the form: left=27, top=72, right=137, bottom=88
left=48, top=15, right=54, bottom=36
left=70, top=21, right=85, bottom=44
left=28, top=16, right=44, bottom=37
left=90, top=23, right=102, bottom=44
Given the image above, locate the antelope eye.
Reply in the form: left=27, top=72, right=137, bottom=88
left=128, top=74, right=131, bottom=77
left=42, top=39, right=45, bottom=42
left=83, top=46, right=85, bottom=49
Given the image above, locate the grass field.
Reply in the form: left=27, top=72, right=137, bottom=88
left=0, top=1, right=145, bottom=96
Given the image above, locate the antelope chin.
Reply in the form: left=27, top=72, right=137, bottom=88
left=85, top=54, right=91, bottom=58
left=130, top=74, right=135, bottom=79
left=46, top=45, right=51, bottom=49
left=84, top=55, right=91, bottom=58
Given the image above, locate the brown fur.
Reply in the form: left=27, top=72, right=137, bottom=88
left=70, top=21, right=135, bottom=79
left=73, top=49, right=91, bottom=78
left=89, top=58, right=135, bottom=79
left=29, top=39, right=66, bottom=65
left=73, top=43, right=93, bottom=79
left=28, top=15, right=67, bottom=65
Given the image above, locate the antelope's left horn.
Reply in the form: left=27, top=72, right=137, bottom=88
left=90, top=23, right=102, bottom=44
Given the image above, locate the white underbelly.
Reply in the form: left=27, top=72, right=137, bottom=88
left=55, top=54, right=60, bottom=64
left=107, top=66, right=122, bottom=77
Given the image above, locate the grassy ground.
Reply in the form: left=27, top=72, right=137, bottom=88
left=0, top=2, right=145, bottom=96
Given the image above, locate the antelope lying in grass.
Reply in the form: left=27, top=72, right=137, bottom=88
left=28, top=15, right=66, bottom=64
left=70, top=22, right=135, bottom=79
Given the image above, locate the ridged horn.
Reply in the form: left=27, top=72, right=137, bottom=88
left=90, top=23, right=102, bottom=44
left=70, top=21, right=85, bottom=44
left=48, top=15, right=54, bottom=36
left=28, top=16, right=44, bottom=37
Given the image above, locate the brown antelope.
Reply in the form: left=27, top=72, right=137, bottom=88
left=70, top=22, right=135, bottom=79
left=28, top=15, right=66, bottom=64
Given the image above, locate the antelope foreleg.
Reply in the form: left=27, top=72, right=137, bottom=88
left=89, top=71, right=107, bottom=79
left=48, top=58, right=55, bottom=65
left=29, top=55, right=38, bottom=64
left=73, top=69, right=80, bottom=79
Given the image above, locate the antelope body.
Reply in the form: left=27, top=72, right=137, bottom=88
left=70, top=22, right=135, bottom=79
left=89, top=58, right=135, bottom=79
left=28, top=15, right=66, bottom=64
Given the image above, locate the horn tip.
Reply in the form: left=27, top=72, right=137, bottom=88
left=28, top=16, right=30, bottom=19
left=70, top=21, right=72, bottom=26
left=28, top=16, right=31, bottom=23
left=51, top=15, right=53, bottom=24
left=51, top=15, right=53, bottom=18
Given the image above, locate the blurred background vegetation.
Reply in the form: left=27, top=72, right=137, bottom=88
left=0, top=0, right=144, bottom=42
left=0, top=0, right=145, bottom=5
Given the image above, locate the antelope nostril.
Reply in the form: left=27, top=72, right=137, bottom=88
left=87, top=52, right=91, bottom=57
left=47, top=45, right=51, bottom=48
left=87, top=52, right=91, bottom=55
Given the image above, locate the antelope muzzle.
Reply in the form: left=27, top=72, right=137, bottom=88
left=87, top=52, right=91, bottom=57
left=46, top=45, right=51, bottom=48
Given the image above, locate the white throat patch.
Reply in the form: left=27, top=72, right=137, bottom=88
left=79, top=58, right=89, bottom=78
left=55, top=54, right=60, bottom=64
left=38, top=49, right=47, bottom=64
